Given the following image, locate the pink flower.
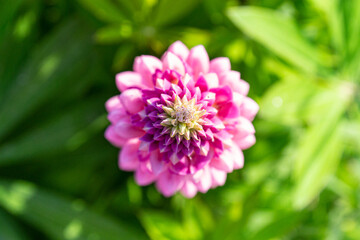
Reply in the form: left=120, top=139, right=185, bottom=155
left=105, top=41, right=259, bottom=198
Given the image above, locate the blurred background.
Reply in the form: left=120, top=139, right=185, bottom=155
left=0, top=0, right=359, bottom=239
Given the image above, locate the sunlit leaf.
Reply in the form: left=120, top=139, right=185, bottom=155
left=260, top=75, right=316, bottom=125
left=293, top=122, right=344, bottom=209
left=251, top=212, right=303, bottom=240
left=95, top=23, right=133, bottom=44
left=293, top=82, right=352, bottom=180
left=0, top=180, right=147, bottom=240
left=227, top=6, right=327, bottom=75
left=308, top=0, right=344, bottom=54
left=292, top=82, right=354, bottom=209
left=139, top=210, right=196, bottom=240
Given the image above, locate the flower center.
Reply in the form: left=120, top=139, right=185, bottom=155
left=173, top=106, right=194, bottom=123
left=160, top=95, right=206, bottom=140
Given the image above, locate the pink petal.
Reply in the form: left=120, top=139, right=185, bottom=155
left=210, top=149, right=234, bottom=172
left=210, top=167, right=227, bottom=188
left=156, top=171, right=185, bottom=197
left=116, top=71, right=151, bottom=92
left=115, top=117, right=144, bottom=139
left=162, top=51, right=185, bottom=75
left=105, top=96, right=122, bottom=112
left=108, top=109, right=126, bottom=124
left=236, top=134, right=256, bottom=150
left=187, top=45, right=209, bottom=79
left=233, top=117, right=255, bottom=139
left=240, top=97, right=259, bottom=121
left=149, top=151, right=166, bottom=176
left=180, top=180, right=198, bottom=198
left=209, top=57, right=231, bottom=77
left=133, top=55, right=162, bottom=85
left=119, top=88, right=144, bottom=114
left=203, top=73, right=219, bottom=89
left=238, top=79, right=250, bottom=96
left=135, top=162, right=156, bottom=186
left=217, top=101, right=240, bottom=119
left=168, top=41, right=189, bottom=61
left=119, top=138, right=140, bottom=171
left=219, top=71, right=249, bottom=95
left=105, top=126, right=128, bottom=147
left=195, top=166, right=212, bottom=193
left=232, top=92, right=245, bottom=108
left=229, top=142, right=244, bottom=169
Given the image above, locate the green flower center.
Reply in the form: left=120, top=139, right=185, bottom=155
left=160, top=95, right=206, bottom=140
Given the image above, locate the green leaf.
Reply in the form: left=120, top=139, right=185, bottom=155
left=0, top=6, right=39, bottom=102
left=227, top=6, right=326, bottom=75
left=293, top=83, right=352, bottom=180
left=293, top=122, right=344, bottom=209
left=0, top=0, right=23, bottom=42
left=139, top=210, right=195, bottom=240
left=112, top=43, right=136, bottom=70
left=0, top=98, right=106, bottom=166
left=0, top=180, right=147, bottom=240
left=347, top=0, right=360, bottom=55
left=77, top=0, right=126, bottom=23
left=309, top=0, right=344, bottom=54
left=309, top=0, right=360, bottom=70
left=259, top=75, right=316, bottom=125
left=251, top=212, right=303, bottom=240
left=152, top=0, right=201, bottom=27
left=95, top=23, right=133, bottom=44
left=292, top=82, right=354, bottom=209
left=0, top=208, right=28, bottom=240
left=0, top=20, right=94, bottom=141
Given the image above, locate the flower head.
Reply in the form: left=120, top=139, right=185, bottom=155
left=105, top=41, right=259, bottom=198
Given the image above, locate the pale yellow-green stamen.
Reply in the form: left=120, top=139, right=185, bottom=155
left=160, top=95, right=206, bottom=140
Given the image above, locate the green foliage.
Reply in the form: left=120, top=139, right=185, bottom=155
left=227, top=6, right=327, bottom=75
left=0, top=0, right=359, bottom=239
left=0, top=181, right=146, bottom=240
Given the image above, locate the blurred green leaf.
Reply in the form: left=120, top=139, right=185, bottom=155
left=309, top=0, right=344, bottom=54
left=227, top=6, right=326, bottom=75
left=310, top=0, right=360, bottom=69
left=292, top=82, right=354, bottom=209
left=77, top=0, right=126, bottom=23
left=140, top=210, right=197, bottom=240
left=0, top=98, right=105, bottom=166
left=0, top=4, right=39, bottom=101
left=95, top=23, right=133, bottom=44
left=0, top=180, right=147, bottom=240
left=293, top=122, right=344, bottom=209
left=0, top=208, right=28, bottom=240
left=115, top=0, right=147, bottom=20
left=347, top=1, right=360, bottom=55
left=112, top=43, right=136, bottom=70
left=152, top=0, right=201, bottom=27
left=0, top=0, right=23, bottom=42
left=260, top=75, right=316, bottom=125
left=251, top=212, right=303, bottom=240
left=293, top=83, right=352, bottom=180
left=0, top=20, right=94, bottom=141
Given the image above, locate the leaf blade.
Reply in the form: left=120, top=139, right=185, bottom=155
left=227, top=6, right=326, bottom=75
left=0, top=180, right=147, bottom=240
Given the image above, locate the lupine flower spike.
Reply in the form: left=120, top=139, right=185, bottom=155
left=105, top=41, right=259, bottom=198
